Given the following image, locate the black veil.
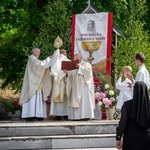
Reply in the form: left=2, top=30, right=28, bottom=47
left=131, top=81, right=150, bottom=128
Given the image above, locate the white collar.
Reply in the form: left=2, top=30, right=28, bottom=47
left=139, top=64, right=145, bottom=70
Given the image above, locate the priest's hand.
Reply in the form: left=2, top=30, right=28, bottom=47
left=63, top=69, right=68, bottom=74
left=75, top=63, right=80, bottom=68
left=116, top=140, right=122, bottom=150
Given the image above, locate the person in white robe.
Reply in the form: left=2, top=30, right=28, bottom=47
left=50, top=49, right=70, bottom=120
left=114, top=66, right=133, bottom=120
left=19, top=48, right=52, bottom=121
left=116, top=66, right=133, bottom=110
left=66, top=54, right=95, bottom=120
left=128, top=52, right=150, bottom=89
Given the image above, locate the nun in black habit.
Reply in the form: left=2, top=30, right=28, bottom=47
left=116, top=81, right=150, bottom=150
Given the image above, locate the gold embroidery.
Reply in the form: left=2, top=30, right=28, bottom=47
left=54, top=95, right=64, bottom=103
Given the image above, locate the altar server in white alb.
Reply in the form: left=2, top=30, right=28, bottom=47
left=134, top=52, right=150, bottom=88
left=66, top=54, right=95, bottom=120
left=113, top=66, right=133, bottom=120
left=19, top=48, right=52, bottom=121
left=128, top=52, right=150, bottom=89
left=115, top=66, right=133, bottom=110
left=50, top=49, right=70, bottom=120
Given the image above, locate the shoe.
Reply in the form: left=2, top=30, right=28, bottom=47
left=26, top=117, right=34, bottom=121
left=80, top=118, right=90, bottom=121
left=56, top=116, right=62, bottom=120
left=37, top=118, right=44, bottom=121
left=63, top=116, right=68, bottom=121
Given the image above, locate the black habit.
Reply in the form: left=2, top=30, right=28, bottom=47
left=116, top=81, right=150, bottom=150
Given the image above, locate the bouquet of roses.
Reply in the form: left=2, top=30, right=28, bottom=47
left=94, top=74, right=117, bottom=109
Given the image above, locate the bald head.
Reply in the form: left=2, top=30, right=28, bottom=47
left=74, top=54, right=82, bottom=63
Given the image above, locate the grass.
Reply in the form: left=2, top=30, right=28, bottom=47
left=0, top=80, right=19, bottom=102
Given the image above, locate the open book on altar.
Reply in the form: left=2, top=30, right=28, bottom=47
left=61, top=59, right=79, bottom=71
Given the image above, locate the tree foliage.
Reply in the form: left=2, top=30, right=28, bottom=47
left=113, top=0, right=150, bottom=78
left=0, top=0, right=150, bottom=92
left=32, top=0, right=72, bottom=59
left=0, top=0, right=47, bottom=91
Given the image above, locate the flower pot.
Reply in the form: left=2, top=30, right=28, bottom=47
left=107, top=107, right=115, bottom=120
left=7, top=110, right=21, bottom=120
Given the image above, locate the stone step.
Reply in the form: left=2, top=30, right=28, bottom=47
left=0, top=134, right=116, bottom=149
left=44, top=148, right=116, bottom=150
left=0, top=120, right=118, bottom=137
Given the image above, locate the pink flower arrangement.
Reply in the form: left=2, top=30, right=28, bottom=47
left=97, top=92, right=106, bottom=100
left=96, top=91, right=116, bottom=108
left=94, top=74, right=117, bottom=109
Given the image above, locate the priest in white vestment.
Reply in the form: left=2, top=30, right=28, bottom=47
left=50, top=49, right=70, bottom=120
left=19, top=48, right=52, bottom=121
left=66, top=54, right=95, bottom=120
